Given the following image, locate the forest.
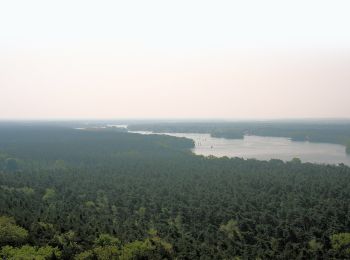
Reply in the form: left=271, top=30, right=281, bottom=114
left=127, top=121, right=350, bottom=154
left=1, top=123, right=350, bottom=259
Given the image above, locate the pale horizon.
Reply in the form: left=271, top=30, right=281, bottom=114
left=1, top=1, right=350, bottom=119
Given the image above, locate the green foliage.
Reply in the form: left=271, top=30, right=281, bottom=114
left=120, top=236, right=173, bottom=260
left=94, top=234, right=121, bottom=247
left=137, top=206, right=146, bottom=217
left=219, top=219, right=242, bottom=240
left=74, top=249, right=95, bottom=260
left=120, top=240, right=151, bottom=259
left=85, top=201, right=96, bottom=207
left=0, top=245, right=61, bottom=260
left=0, top=125, right=194, bottom=165
left=53, top=231, right=81, bottom=258
left=308, top=238, right=323, bottom=252
left=77, top=233, right=172, bottom=260
left=43, top=188, right=56, bottom=201
left=75, top=246, right=119, bottom=260
left=96, top=190, right=109, bottom=209
left=0, top=186, right=34, bottom=195
left=30, top=222, right=57, bottom=246
left=18, top=187, right=35, bottom=195
left=0, top=216, right=28, bottom=246
left=291, top=157, right=302, bottom=164
left=52, top=160, right=67, bottom=170
left=54, top=231, right=78, bottom=245
left=331, top=233, right=350, bottom=257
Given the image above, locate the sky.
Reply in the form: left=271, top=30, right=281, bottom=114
left=1, top=0, right=350, bottom=119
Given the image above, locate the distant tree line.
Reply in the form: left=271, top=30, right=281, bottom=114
left=128, top=121, right=350, bottom=153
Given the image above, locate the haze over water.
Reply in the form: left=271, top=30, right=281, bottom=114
left=131, top=131, right=350, bottom=166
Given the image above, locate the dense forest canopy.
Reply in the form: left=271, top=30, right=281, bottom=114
left=0, top=123, right=350, bottom=259
left=127, top=121, right=350, bottom=153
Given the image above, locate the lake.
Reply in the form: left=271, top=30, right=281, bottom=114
left=130, top=131, right=350, bottom=166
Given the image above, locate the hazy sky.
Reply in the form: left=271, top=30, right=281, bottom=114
left=1, top=0, right=350, bottom=119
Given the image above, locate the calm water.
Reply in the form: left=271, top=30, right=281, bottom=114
left=130, top=131, right=350, bottom=166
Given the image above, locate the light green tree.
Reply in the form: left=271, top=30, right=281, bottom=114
left=75, top=246, right=119, bottom=260
left=220, top=219, right=242, bottom=240
left=331, top=233, right=350, bottom=258
left=308, top=238, right=323, bottom=252
left=0, top=245, right=61, bottom=260
left=0, top=216, right=28, bottom=246
left=43, top=188, right=56, bottom=201
left=94, top=234, right=121, bottom=247
left=54, top=230, right=81, bottom=258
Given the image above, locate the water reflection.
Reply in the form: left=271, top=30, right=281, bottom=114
left=130, top=131, right=350, bottom=166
